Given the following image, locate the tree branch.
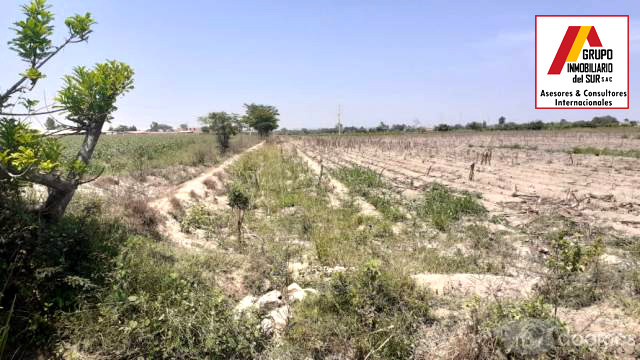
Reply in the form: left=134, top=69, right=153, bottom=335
left=27, top=171, right=74, bottom=191
left=0, top=163, right=34, bottom=178
left=0, top=36, right=76, bottom=106
left=76, top=167, right=104, bottom=185
left=0, top=108, right=65, bottom=116
left=0, top=163, right=72, bottom=191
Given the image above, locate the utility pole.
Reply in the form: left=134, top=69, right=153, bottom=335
left=337, top=104, right=342, bottom=135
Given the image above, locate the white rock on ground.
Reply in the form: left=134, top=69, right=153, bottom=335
left=235, top=295, right=257, bottom=313
left=254, top=290, right=283, bottom=311
left=261, top=306, right=290, bottom=335
left=235, top=283, right=317, bottom=336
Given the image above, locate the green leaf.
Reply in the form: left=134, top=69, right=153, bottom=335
left=8, top=0, right=54, bottom=65
left=20, top=67, right=45, bottom=82
left=64, top=12, right=95, bottom=40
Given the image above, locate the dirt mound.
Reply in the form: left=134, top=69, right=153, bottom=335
left=411, top=273, right=537, bottom=299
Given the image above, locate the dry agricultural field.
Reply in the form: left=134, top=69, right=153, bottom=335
left=299, top=129, right=640, bottom=235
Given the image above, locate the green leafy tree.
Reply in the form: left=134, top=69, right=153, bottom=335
left=243, top=103, right=279, bottom=136
left=149, top=122, right=173, bottom=132
left=434, top=124, right=451, bottom=132
left=498, top=116, right=506, bottom=125
left=44, top=117, right=57, bottom=130
left=179, top=123, right=188, bottom=130
left=376, top=121, right=389, bottom=132
left=112, top=124, right=136, bottom=132
left=228, top=184, right=250, bottom=243
left=591, top=115, right=618, bottom=127
left=199, top=112, right=240, bottom=152
left=0, top=0, right=134, bottom=221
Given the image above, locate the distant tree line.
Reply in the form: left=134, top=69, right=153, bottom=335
left=278, top=121, right=425, bottom=135
left=434, top=115, right=637, bottom=132
left=278, top=115, right=637, bottom=135
left=108, top=124, right=138, bottom=132
left=148, top=121, right=173, bottom=132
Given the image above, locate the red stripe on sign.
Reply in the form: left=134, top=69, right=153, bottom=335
left=548, top=26, right=581, bottom=75
left=587, top=26, right=603, bottom=47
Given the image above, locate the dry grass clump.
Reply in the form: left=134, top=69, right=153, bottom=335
left=124, top=198, right=164, bottom=235
left=202, top=177, right=217, bottom=190
left=93, top=176, right=120, bottom=188
left=168, top=196, right=185, bottom=220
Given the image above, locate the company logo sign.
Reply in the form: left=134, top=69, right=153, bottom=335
left=536, top=16, right=629, bottom=109
left=548, top=26, right=602, bottom=75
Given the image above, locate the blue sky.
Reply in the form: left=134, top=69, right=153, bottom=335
left=1, top=0, right=638, bottom=130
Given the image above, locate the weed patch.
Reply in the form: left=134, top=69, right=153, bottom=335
left=535, top=230, right=607, bottom=309
left=60, top=236, right=268, bottom=358
left=283, top=260, right=432, bottom=359
left=455, top=297, right=601, bottom=359
left=332, top=165, right=406, bottom=221
left=570, top=146, right=640, bottom=158
left=417, top=183, right=486, bottom=231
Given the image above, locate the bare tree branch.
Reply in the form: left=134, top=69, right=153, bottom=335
left=0, top=163, right=34, bottom=178
left=0, top=108, right=64, bottom=116
left=76, top=167, right=105, bottom=185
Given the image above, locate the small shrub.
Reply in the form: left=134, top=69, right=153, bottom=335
left=536, top=231, right=605, bottom=309
left=631, top=270, right=640, bottom=296
left=465, top=224, right=493, bottom=250
left=416, top=247, right=502, bottom=274
left=228, top=184, right=251, bottom=243
left=284, top=260, right=432, bottom=359
left=243, top=242, right=297, bottom=295
left=168, top=196, right=185, bottom=219
left=179, top=205, right=216, bottom=233
left=455, top=297, right=600, bottom=359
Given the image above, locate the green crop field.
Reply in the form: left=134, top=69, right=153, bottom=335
left=59, top=133, right=258, bottom=175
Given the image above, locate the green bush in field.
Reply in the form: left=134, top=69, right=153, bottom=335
left=536, top=231, right=606, bottom=309
left=60, top=236, right=268, bottom=358
left=417, top=183, right=485, bottom=231
left=284, top=260, right=432, bottom=359
left=0, top=201, right=128, bottom=353
left=460, top=297, right=600, bottom=359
